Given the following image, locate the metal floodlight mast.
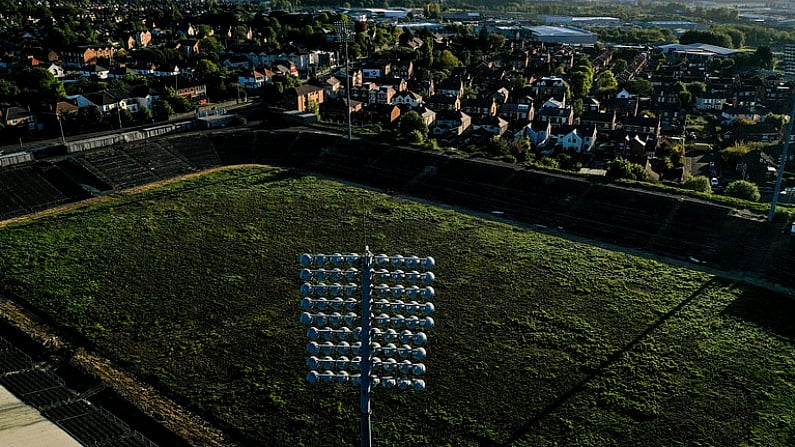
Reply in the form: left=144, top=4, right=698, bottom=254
left=333, top=20, right=354, bottom=142
left=299, top=247, right=436, bottom=447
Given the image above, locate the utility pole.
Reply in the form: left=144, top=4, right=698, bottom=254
left=334, top=21, right=354, bottom=142
left=768, top=95, right=795, bottom=222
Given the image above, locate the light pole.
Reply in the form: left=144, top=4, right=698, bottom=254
left=769, top=95, right=795, bottom=221
left=334, top=20, right=354, bottom=142
left=56, top=110, right=66, bottom=145
left=299, top=249, right=436, bottom=447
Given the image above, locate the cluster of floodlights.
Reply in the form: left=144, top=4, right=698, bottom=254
left=299, top=252, right=435, bottom=392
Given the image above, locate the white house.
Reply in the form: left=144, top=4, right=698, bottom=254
left=46, top=63, right=65, bottom=78
left=393, top=91, right=423, bottom=107
left=238, top=69, right=269, bottom=90
left=557, top=126, right=597, bottom=153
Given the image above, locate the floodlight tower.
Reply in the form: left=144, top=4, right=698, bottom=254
left=299, top=249, right=436, bottom=447
left=333, top=20, right=354, bottom=142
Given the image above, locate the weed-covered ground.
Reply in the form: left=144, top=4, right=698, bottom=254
left=0, top=166, right=792, bottom=446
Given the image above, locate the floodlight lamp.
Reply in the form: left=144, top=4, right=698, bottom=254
left=406, top=255, right=420, bottom=269
left=300, top=283, right=314, bottom=296
left=398, top=345, right=412, bottom=359
left=315, top=269, right=328, bottom=281
left=331, top=269, right=344, bottom=283
left=412, top=332, right=427, bottom=346
left=383, top=378, right=396, bottom=390
left=344, top=298, right=358, bottom=311
left=421, top=256, right=435, bottom=270
left=314, top=254, right=327, bottom=267
left=375, top=254, right=389, bottom=267
left=299, top=268, right=314, bottom=281
left=405, top=316, right=419, bottom=329
left=351, top=357, right=362, bottom=371
left=376, top=313, right=390, bottom=328
left=351, top=342, right=362, bottom=355
left=391, top=300, right=405, bottom=314
left=312, top=313, right=326, bottom=326
left=412, top=363, right=426, bottom=376
left=336, top=370, right=349, bottom=384
left=422, top=302, right=435, bottom=316
left=307, top=370, right=320, bottom=384
left=374, top=299, right=390, bottom=313
left=328, top=327, right=343, bottom=341
left=412, top=379, right=426, bottom=391
left=307, top=342, right=320, bottom=355
left=345, top=253, right=361, bottom=267
left=420, top=272, right=435, bottom=285
left=345, top=268, right=359, bottom=281
left=405, top=301, right=419, bottom=315
left=412, top=347, right=427, bottom=361
left=300, top=297, right=314, bottom=311
left=343, top=283, right=358, bottom=297
left=321, top=370, right=335, bottom=384
left=371, top=377, right=381, bottom=387
left=344, top=312, right=358, bottom=327
left=330, top=297, right=344, bottom=311
left=336, top=341, right=351, bottom=355
left=371, top=357, right=383, bottom=371
left=320, top=341, right=335, bottom=355
left=352, top=328, right=362, bottom=341
left=375, top=284, right=390, bottom=298
left=375, top=269, right=390, bottom=283
left=329, top=312, right=343, bottom=327
left=384, top=329, right=398, bottom=342
left=383, top=358, right=397, bottom=372
left=320, top=356, right=335, bottom=370
left=300, top=312, right=313, bottom=326
left=336, top=356, right=350, bottom=370
left=307, top=327, right=320, bottom=340
left=422, top=286, right=435, bottom=300
left=391, top=270, right=405, bottom=283
left=315, top=297, right=329, bottom=311
left=390, top=315, right=405, bottom=329
left=406, top=285, right=420, bottom=298
left=421, top=317, right=435, bottom=330
left=399, top=330, right=413, bottom=344
left=338, top=327, right=352, bottom=341
left=299, top=253, right=314, bottom=267
left=399, top=360, right=413, bottom=374
left=307, top=356, right=320, bottom=369
left=315, top=283, right=329, bottom=297
left=330, top=253, right=344, bottom=266
left=390, top=255, right=404, bottom=267
left=351, top=375, right=362, bottom=387
left=398, top=378, right=411, bottom=390
left=329, top=283, right=343, bottom=297
left=406, top=271, right=419, bottom=284
left=383, top=343, right=397, bottom=357
left=371, top=327, right=383, bottom=339
left=390, top=285, right=405, bottom=298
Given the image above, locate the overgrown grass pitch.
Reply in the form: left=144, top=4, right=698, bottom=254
left=0, top=166, right=792, bottom=446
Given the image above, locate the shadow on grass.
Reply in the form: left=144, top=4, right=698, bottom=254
left=493, top=277, right=722, bottom=447
left=720, top=286, right=795, bottom=342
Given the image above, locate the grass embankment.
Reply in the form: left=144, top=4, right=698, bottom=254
left=0, top=166, right=792, bottom=446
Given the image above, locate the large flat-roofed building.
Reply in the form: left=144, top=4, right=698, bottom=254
left=492, top=25, right=597, bottom=45
left=526, top=26, right=597, bottom=45
left=544, top=16, right=621, bottom=27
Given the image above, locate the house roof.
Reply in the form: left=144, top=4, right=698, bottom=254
left=293, top=84, right=324, bottom=96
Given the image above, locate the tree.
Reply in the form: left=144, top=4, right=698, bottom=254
left=755, top=46, right=774, bottom=70
left=724, top=180, right=760, bottom=201
left=606, top=157, right=650, bottom=181
left=434, top=50, right=461, bottom=71
left=628, top=78, right=653, bottom=97
left=763, top=113, right=787, bottom=131
left=399, top=110, right=428, bottom=142
left=596, top=70, right=618, bottom=98
left=15, top=68, right=66, bottom=105
left=682, top=176, right=712, bottom=193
